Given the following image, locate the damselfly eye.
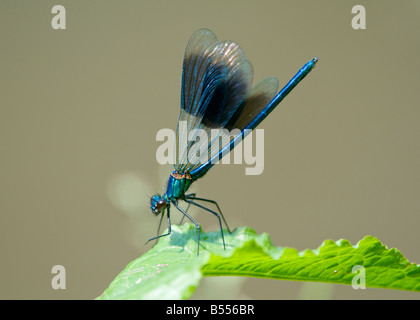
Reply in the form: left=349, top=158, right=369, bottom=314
left=156, top=200, right=167, bottom=210
left=150, top=195, right=168, bottom=215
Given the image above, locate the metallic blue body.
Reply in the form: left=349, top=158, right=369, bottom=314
left=153, top=59, right=318, bottom=206
left=165, top=173, right=193, bottom=200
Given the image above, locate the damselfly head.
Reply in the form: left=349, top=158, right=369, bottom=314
left=150, top=195, right=168, bottom=215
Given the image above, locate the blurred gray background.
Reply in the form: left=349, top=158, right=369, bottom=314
left=1, top=1, right=419, bottom=299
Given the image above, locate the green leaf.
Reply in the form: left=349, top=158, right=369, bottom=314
left=97, top=223, right=420, bottom=300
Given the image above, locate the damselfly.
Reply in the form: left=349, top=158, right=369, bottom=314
left=147, top=29, right=318, bottom=255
